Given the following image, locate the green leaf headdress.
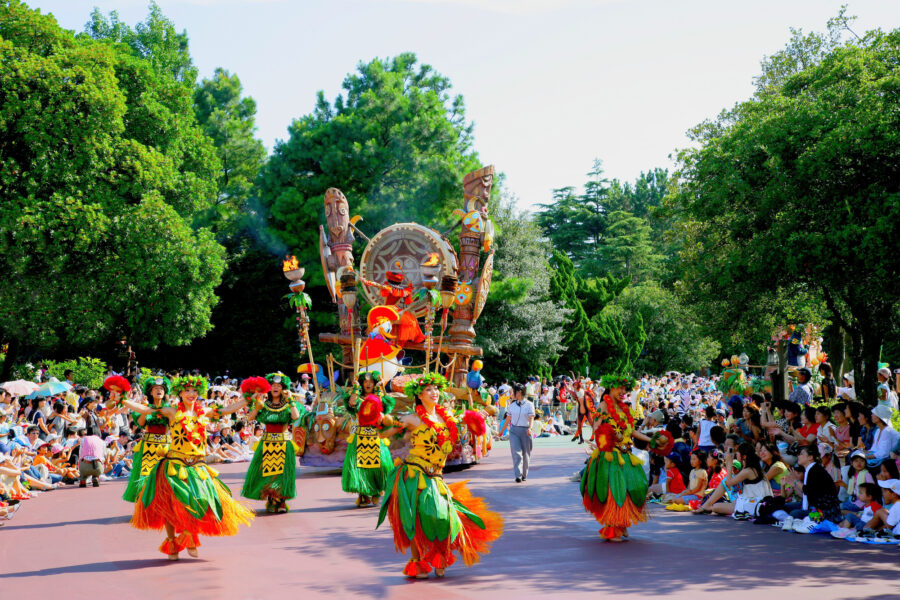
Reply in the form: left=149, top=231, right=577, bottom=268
left=266, top=372, right=292, bottom=389
left=404, top=372, right=449, bottom=400
left=142, top=372, right=171, bottom=396
left=600, top=374, right=636, bottom=391
left=171, top=374, right=209, bottom=396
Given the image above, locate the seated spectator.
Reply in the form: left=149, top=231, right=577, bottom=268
left=695, top=443, right=770, bottom=517
left=758, top=442, right=788, bottom=495
left=868, top=405, right=899, bottom=467
left=863, top=479, right=900, bottom=535
left=834, top=482, right=882, bottom=535
left=782, top=444, right=841, bottom=524
left=659, top=453, right=686, bottom=501
left=668, top=450, right=708, bottom=505
left=838, top=450, right=874, bottom=510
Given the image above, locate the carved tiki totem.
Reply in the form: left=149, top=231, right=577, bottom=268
left=449, top=165, right=494, bottom=352
left=319, top=188, right=360, bottom=365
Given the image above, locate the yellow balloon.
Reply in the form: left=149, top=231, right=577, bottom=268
left=472, top=359, right=483, bottom=371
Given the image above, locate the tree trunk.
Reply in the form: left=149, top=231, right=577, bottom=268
left=858, top=328, right=883, bottom=407
left=0, top=337, right=20, bottom=382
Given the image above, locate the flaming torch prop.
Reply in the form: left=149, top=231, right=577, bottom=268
left=283, top=255, right=321, bottom=399
left=420, top=253, right=440, bottom=373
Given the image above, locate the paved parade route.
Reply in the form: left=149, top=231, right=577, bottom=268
left=2, top=438, right=898, bottom=600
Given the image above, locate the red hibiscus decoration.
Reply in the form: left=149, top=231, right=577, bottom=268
left=463, top=410, right=487, bottom=436
left=649, top=430, right=675, bottom=456
left=593, top=423, right=616, bottom=452
left=103, top=375, right=131, bottom=393
left=240, top=376, right=271, bottom=395
left=357, top=394, right=383, bottom=427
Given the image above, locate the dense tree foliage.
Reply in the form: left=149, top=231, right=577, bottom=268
left=672, top=18, right=900, bottom=402
left=0, top=1, right=224, bottom=380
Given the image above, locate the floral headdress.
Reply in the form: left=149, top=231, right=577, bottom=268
left=404, top=372, right=449, bottom=399
left=600, top=374, right=636, bottom=391
left=171, top=374, right=209, bottom=396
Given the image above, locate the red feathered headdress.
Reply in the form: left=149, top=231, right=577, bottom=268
left=358, top=393, right=384, bottom=427
left=463, top=410, right=487, bottom=437
left=240, top=376, right=271, bottom=395
left=103, top=375, right=131, bottom=393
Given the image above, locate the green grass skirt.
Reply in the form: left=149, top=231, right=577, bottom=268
left=341, top=435, right=393, bottom=496
left=241, top=439, right=297, bottom=500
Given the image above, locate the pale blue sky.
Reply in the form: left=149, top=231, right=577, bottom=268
left=27, top=0, right=900, bottom=210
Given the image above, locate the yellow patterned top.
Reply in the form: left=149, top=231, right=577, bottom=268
left=168, top=410, right=209, bottom=457
left=408, top=424, right=450, bottom=470
left=601, top=400, right=634, bottom=449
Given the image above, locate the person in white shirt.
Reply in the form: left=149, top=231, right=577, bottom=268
left=868, top=405, right=899, bottom=465
left=501, top=383, right=535, bottom=483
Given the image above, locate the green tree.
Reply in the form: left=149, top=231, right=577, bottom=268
left=672, top=18, right=899, bottom=403
left=193, top=68, right=266, bottom=238
left=477, top=199, right=568, bottom=380
left=603, top=281, right=719, bottom=374
left=84, top=2, right=197, bottom=86
left=0, top=1, right=224, bottom=380
left=597, top=210, right=661, bottom=282
left=547, top=251, right=592, bottom=375
left=536, top=161, right=609, bottom=276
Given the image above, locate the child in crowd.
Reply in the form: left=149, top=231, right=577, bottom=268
left=660, top=453, right=686, bottom=501
left=833, top=482, right=882, bottom=536
left=668, top=450, right=708, bottom=505
left=838, top=450, right=874, bottom=511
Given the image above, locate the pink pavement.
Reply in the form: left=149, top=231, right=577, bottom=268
left=0, top=441, right=895, bottom=599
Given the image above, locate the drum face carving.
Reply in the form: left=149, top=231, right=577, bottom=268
left=359, top=223, right=457, bottom=317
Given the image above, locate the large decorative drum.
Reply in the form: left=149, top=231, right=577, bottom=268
left=358, top=223, right=457, bottom=316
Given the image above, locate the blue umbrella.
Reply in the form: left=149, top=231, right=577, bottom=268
left=25, top=379, right=72, bottom=399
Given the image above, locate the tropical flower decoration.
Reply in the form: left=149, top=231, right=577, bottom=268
left=593, top=422, right=616, bottom=452
left=648, top=430, right=675, bottom=456
left=171, top=375, right=209, bottom=397
left=403, top=372, right=449, bottom=399
left=600, top=374, right=636, bottom=391
left=357, top=394, right=384, bottom=427
left=240, top=376, right=272, bottom=396
left=103, top=375, right=131, bottom=394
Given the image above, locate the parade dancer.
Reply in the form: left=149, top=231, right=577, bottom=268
left=122, top=375, right=253, bottom=560
left=342, top=371, right=395, bottom=507
left=580, top=374, right=664, bottom=542
left=571, top=378, right=596, bottom=444
left=122, top=373, right=171, bottom=503
left=241, top=373, right=301, bottom=514
left=377, top=373, right=503, bottom=579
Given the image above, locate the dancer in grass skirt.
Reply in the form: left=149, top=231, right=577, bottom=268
left=377, top=372, right=503, bottom=579
left=342, top=372, right=395, bottom=507
left=122, top=373, right=171, bottom=503
left=122, top=375, right=253, bottom=560
left=241, top=373, right=302, bottom=514
left=581, top=373, right=669, bottom=542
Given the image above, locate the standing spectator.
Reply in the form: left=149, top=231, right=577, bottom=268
left=539, top=385, right=552, bottom=417
left=876, top=367, right=898, bottom=410
left=817, top=363, right=837, bottom=402
left=298, top=375, right=315, bottom=406
left=502, top=383, right=535, bottom=483
left=78, top=427, right=104, bottom=488
left=675, top=380, right=692, bottom=416
left=789, top=368, right=814, bottom=406
left=525, top=377, right=538, bottom=405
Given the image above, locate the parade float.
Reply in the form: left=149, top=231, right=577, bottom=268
left=285, top=166, right=498, bottom=468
